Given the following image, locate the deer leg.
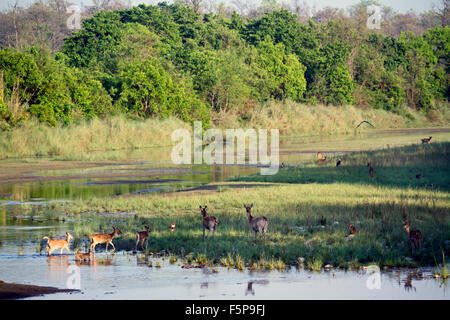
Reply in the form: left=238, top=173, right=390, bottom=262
left=141, top=239, right=145, bottom=251
left=106, top=242, right=109, bottom=253
left=203, top=226, right=205, bottom=239
left=60, top=248, right=63, bottom=254
left=135, top=235, right=139, bottom=251
left=109, top=241, right=116, bottom=251
left=65, top=244, right=71, bottom=254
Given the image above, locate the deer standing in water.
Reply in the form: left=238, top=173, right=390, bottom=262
left=90, top=226, right=122, bottom=253
left=199, top=205, right=218, bottom=239
left=421, top=136, right=432, bottom=144
left=75, top=248, right=92, bottom=261
left=135, top=225, right=151, bottom=251
left=403, top=221, right=422, bottom=251
left=43, top=232, right=74, bottom=255
left=243, top=204, right=268, bottom=239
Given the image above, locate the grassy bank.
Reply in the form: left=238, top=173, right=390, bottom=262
left=28, top=143, right=450, bottom=269
left=214, top=101, right=450, bottom=135
left=233, top=142, right=450, bottom=191
left=0, top=116, right=190, bottom=160
left=1, top=102, right=448, bottom=161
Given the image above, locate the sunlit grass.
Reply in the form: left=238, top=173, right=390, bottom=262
left=20, top=143, right=450, bottom=268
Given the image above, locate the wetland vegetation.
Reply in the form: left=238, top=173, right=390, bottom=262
left=16, top=142, right=449, bottom=270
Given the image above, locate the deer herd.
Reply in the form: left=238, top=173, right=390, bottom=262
left=42, top=136, right=433, bottom=260
left=43, top=202, right=423, bottom=261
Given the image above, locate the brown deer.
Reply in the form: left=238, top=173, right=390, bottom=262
left=317, top=152, right=326, bottom=164
left=135, top=225, right=151, bottom=251
left=368, top=162, right=374, bottom=178
left=243, top=204, right=268, bottom=239
left=403, top=222, right=422, bottom=251
left=90, top=226, right=122, bottom=253
left=169, top=221, right=175, bottom=232
left=349, top=224, right=356, bottom=235
left=75, top=248, right=92, bottom=261
left=345, top=224, right=357, bottom=241
left=421, top=136, right=432, bottom=144
left=199, top=205, right=218, bottom=239
left=43, top=232, right=74, bottom=256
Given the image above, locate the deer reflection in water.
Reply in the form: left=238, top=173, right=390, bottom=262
left=244, top=280, right=269, bottom=296
left=400, top=273, right=416, bottom=292
left=75, top=254, right=113, bottom=267
left=245, top=282, right=255, bottom=296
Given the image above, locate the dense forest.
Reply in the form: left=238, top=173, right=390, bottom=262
left=0, top=0, right=449, bottom=129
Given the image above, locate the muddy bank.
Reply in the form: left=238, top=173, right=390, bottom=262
left=0, top=280, right=78, bottom=300
left=145, top=182, right=279, bottom=198
left=0, top=160, right=194, bottom=186
left=0, top=160, right=130, bottom=185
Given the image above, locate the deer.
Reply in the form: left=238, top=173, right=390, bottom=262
left=169, top=221, right=175, bottom=232
left=336, top=158, right=342, bottom=167
left=243, top=203, right=268, bottom=240
left=199, top=205, right=218, bottom=239
left=403, top=221, right=422, bottom=251
left=345, top=224, right=356, bottom=241
left=317, top=152, right=327, bottom=163
left=135, top=225, right=151, bottom=251
left=349, top=224, right=356, bottom=235
left=90, top=226, right=122, bottom=254
left=368, top=162, right=374, bottom=178
left=42, top=232, right=74, bottom=256
left=75, top=248, right=92, bottom=261
left=421, top=136, right=432, bottom=144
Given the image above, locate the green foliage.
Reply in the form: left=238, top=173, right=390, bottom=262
left=251, top=37, right=307, bottom=102
left=0, top=4, right=448, bottom=128
left=117, top=58, right=209, bottom=123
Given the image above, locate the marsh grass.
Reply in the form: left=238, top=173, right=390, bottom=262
left=233, top=142, right=450, bottom=191
left=0, top=116, right=190, bottom=160
left=28, top=143, right=450, bottom=268
left=214, top=101, right=446, bottom=135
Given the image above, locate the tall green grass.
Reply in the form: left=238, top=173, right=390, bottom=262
left=1, top=101, right=448, bottom=160
left=214, top=100, right=449, bottom=135
left=0, top=116, right=190, bottom=160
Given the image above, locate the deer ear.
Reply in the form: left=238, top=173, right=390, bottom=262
left=250, top=203, right=253, bottom=208
left=243, top=204, right=247, bottom=208
left=205, top=206, right=207, bottom=209
left=199, top=205, right=202, bottom=209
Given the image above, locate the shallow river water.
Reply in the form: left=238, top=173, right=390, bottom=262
left=0, top=129, right=449, bottom=299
